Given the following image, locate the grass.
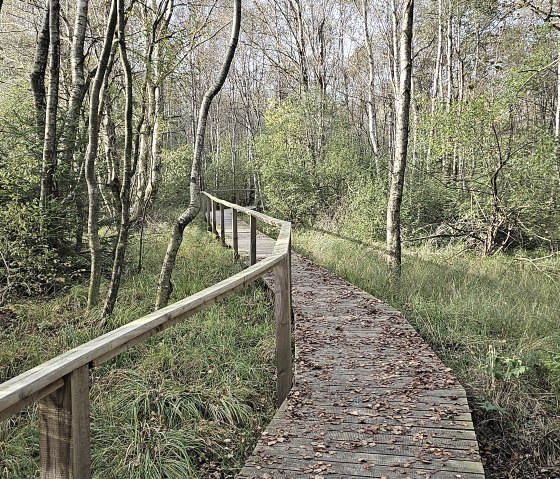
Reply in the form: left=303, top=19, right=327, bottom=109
left=294, top=227, right=560, bottom=477
left=0, top=221, right=276, bottom=479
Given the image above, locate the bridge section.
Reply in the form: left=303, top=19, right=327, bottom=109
left=212, top=207, right=485, bottom=479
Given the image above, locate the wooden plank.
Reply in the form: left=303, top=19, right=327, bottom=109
left=211, top=199, right=217, bottom=236
left=239, top=465, right=484, bottom=479
left=268, top=417, right=479, bottom=441
left=39, top=379, right=72, bottom=479
left=261, top=422, right=479, bottom=451
left=251, top=442, right=485, bottom=474
left=220, top=206, right=226, bottom=246
left=250, top=215, right=257, bottom=266
left=0, top=253, right=286, bottom=416
left=232, top=208, right=239, bottom=259
left=275, top=256, right=293, bottom=406
left=206, top=196, right=212, bottom=231
left=70, top=366, right=90, bottom=478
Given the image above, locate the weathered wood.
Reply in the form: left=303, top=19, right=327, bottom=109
left=211, top=199, right=217, bottom=236
left=232, top=208, right=239, bottom=259
left=70, top=366, right=90, bottom=478
left=275, top=256, right=293, bottom=406
left=39, top=379, right=72, bottom=479
left=220, top=205, right=226, bottom=246
left=249, top=215, right=257, bottom=266
left=0, top=378, right=64, bottom=423
left=38, top=366, right=90, bottom=479
left=205, top=196, right=211, bottom=231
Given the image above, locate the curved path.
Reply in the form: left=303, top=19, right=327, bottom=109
left=215, top=210, right=485, bottom=479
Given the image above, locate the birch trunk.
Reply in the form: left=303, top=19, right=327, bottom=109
left=361, top=0, right=380, bottom=172
left=84, top=0, right=118, bottom=309
left=386, top=0, right=414, bottom=277
left=39, top=0, right=61, bottom=209
left=102, top=0, right=134, bottom=319
left=155, top=0, right=241, bottom=309
left=31, top=7, right=50, bottom=141
left=63, top=0, right=89, bottom=166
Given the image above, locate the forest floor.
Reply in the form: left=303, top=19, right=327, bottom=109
left=293, top=227, right=560, bottom=479
left=0, top=221, right=276, bottom=479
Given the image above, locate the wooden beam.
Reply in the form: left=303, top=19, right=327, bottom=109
left=211, top=200, right=217, bottom=236
left=220, top=206, right=226, bottom=246
left=39, top=366, right=90, bottom=479
left=206, top=196, right=212, bottom=231
left=274, top=256, right=293, bottom=406
left=250, top=215, right=257, bottom=266
left=70, top=366, right=90, bottom=478
left=232, top=208, right=239, bottom=259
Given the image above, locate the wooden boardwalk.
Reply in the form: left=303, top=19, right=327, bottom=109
left=215, top=209, right=485, bottom=479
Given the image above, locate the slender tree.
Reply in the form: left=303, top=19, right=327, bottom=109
left=39, top=0, right=61, bottom=209
left=85, top=0, right=118, bottom=309
left=156, top=0, right=241, bottom=309
left=386, top=0, right=414, bottom=276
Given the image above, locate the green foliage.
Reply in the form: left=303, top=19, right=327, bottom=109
left=333, top=178, right=387, bottom=243
left=158, top=146, right=193, bottom=209
left=0, top=84, right=81, bottom=302
left=480, top=345, right=529, bottom=381
left=255, top=91, right=367, bottom=224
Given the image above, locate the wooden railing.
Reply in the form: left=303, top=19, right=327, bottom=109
left=0, top=192, right=292, bottom=479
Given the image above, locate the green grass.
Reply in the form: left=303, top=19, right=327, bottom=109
left=294, top=227, right=560, bottom=474
left=0, top=221, right=276, bottom=478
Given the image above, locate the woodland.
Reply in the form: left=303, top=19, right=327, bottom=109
left=0, top=0, right=559, bottom=478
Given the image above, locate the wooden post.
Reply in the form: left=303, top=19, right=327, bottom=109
left=211, top=200, right=217, bottom=237
left=39, top=366, right=91, bottom=479
left=232, top=208, right=239, bottom=259
left=274, top=255, right=293, bottom=406
left=205, top=196, right=211, bottom=231
left=249, top=215, right=257, bottom=265
left=220, top=205, right=226, bottom=246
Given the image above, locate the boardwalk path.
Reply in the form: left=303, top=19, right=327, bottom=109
left=215, top=210, right=485, bottom=479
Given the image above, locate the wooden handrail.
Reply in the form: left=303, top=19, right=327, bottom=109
left=0, top=193, right=293, bottom=479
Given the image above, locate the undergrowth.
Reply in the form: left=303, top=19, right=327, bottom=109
left=0, top=221, right=276, bottom=478
left=294, top=227, right=560, bottom=478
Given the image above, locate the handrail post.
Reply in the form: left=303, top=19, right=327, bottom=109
left=205, top=196, right=211, bottom=231
left=220, top=205, right=226, bottom=246
left=249, top=215, right=257, bottom=265
left=232, top=208, right=239, bottom=259
left=39, top=365, right=91, bottom=479
left=274, top=254, right=293, bottom=406
left=211, top=200, right=218, bottom=237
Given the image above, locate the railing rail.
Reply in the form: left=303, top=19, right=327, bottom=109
left=0, top=192, right=293, bottom=479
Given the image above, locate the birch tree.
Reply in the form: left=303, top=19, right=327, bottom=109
left=84, top=0, right=118, bottom=309
left=156, top=0, right=241, bottom=308
left=386, top=0, right=414, bottom=276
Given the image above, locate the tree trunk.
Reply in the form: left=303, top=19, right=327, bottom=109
left=31, top=6, right=50, bottom=142
left=102, top=0, right=134, bottom=319
left=155, top=0, right=241, bottom=309
left=63, top=0, right=89, bottom=166
left=386, top=0, right=414, bottom=277
left=84, top=0, right=118, bottom=310
left=39, top=0, right=61, bottom=210
left=361, top=0, right=380, bottom=173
